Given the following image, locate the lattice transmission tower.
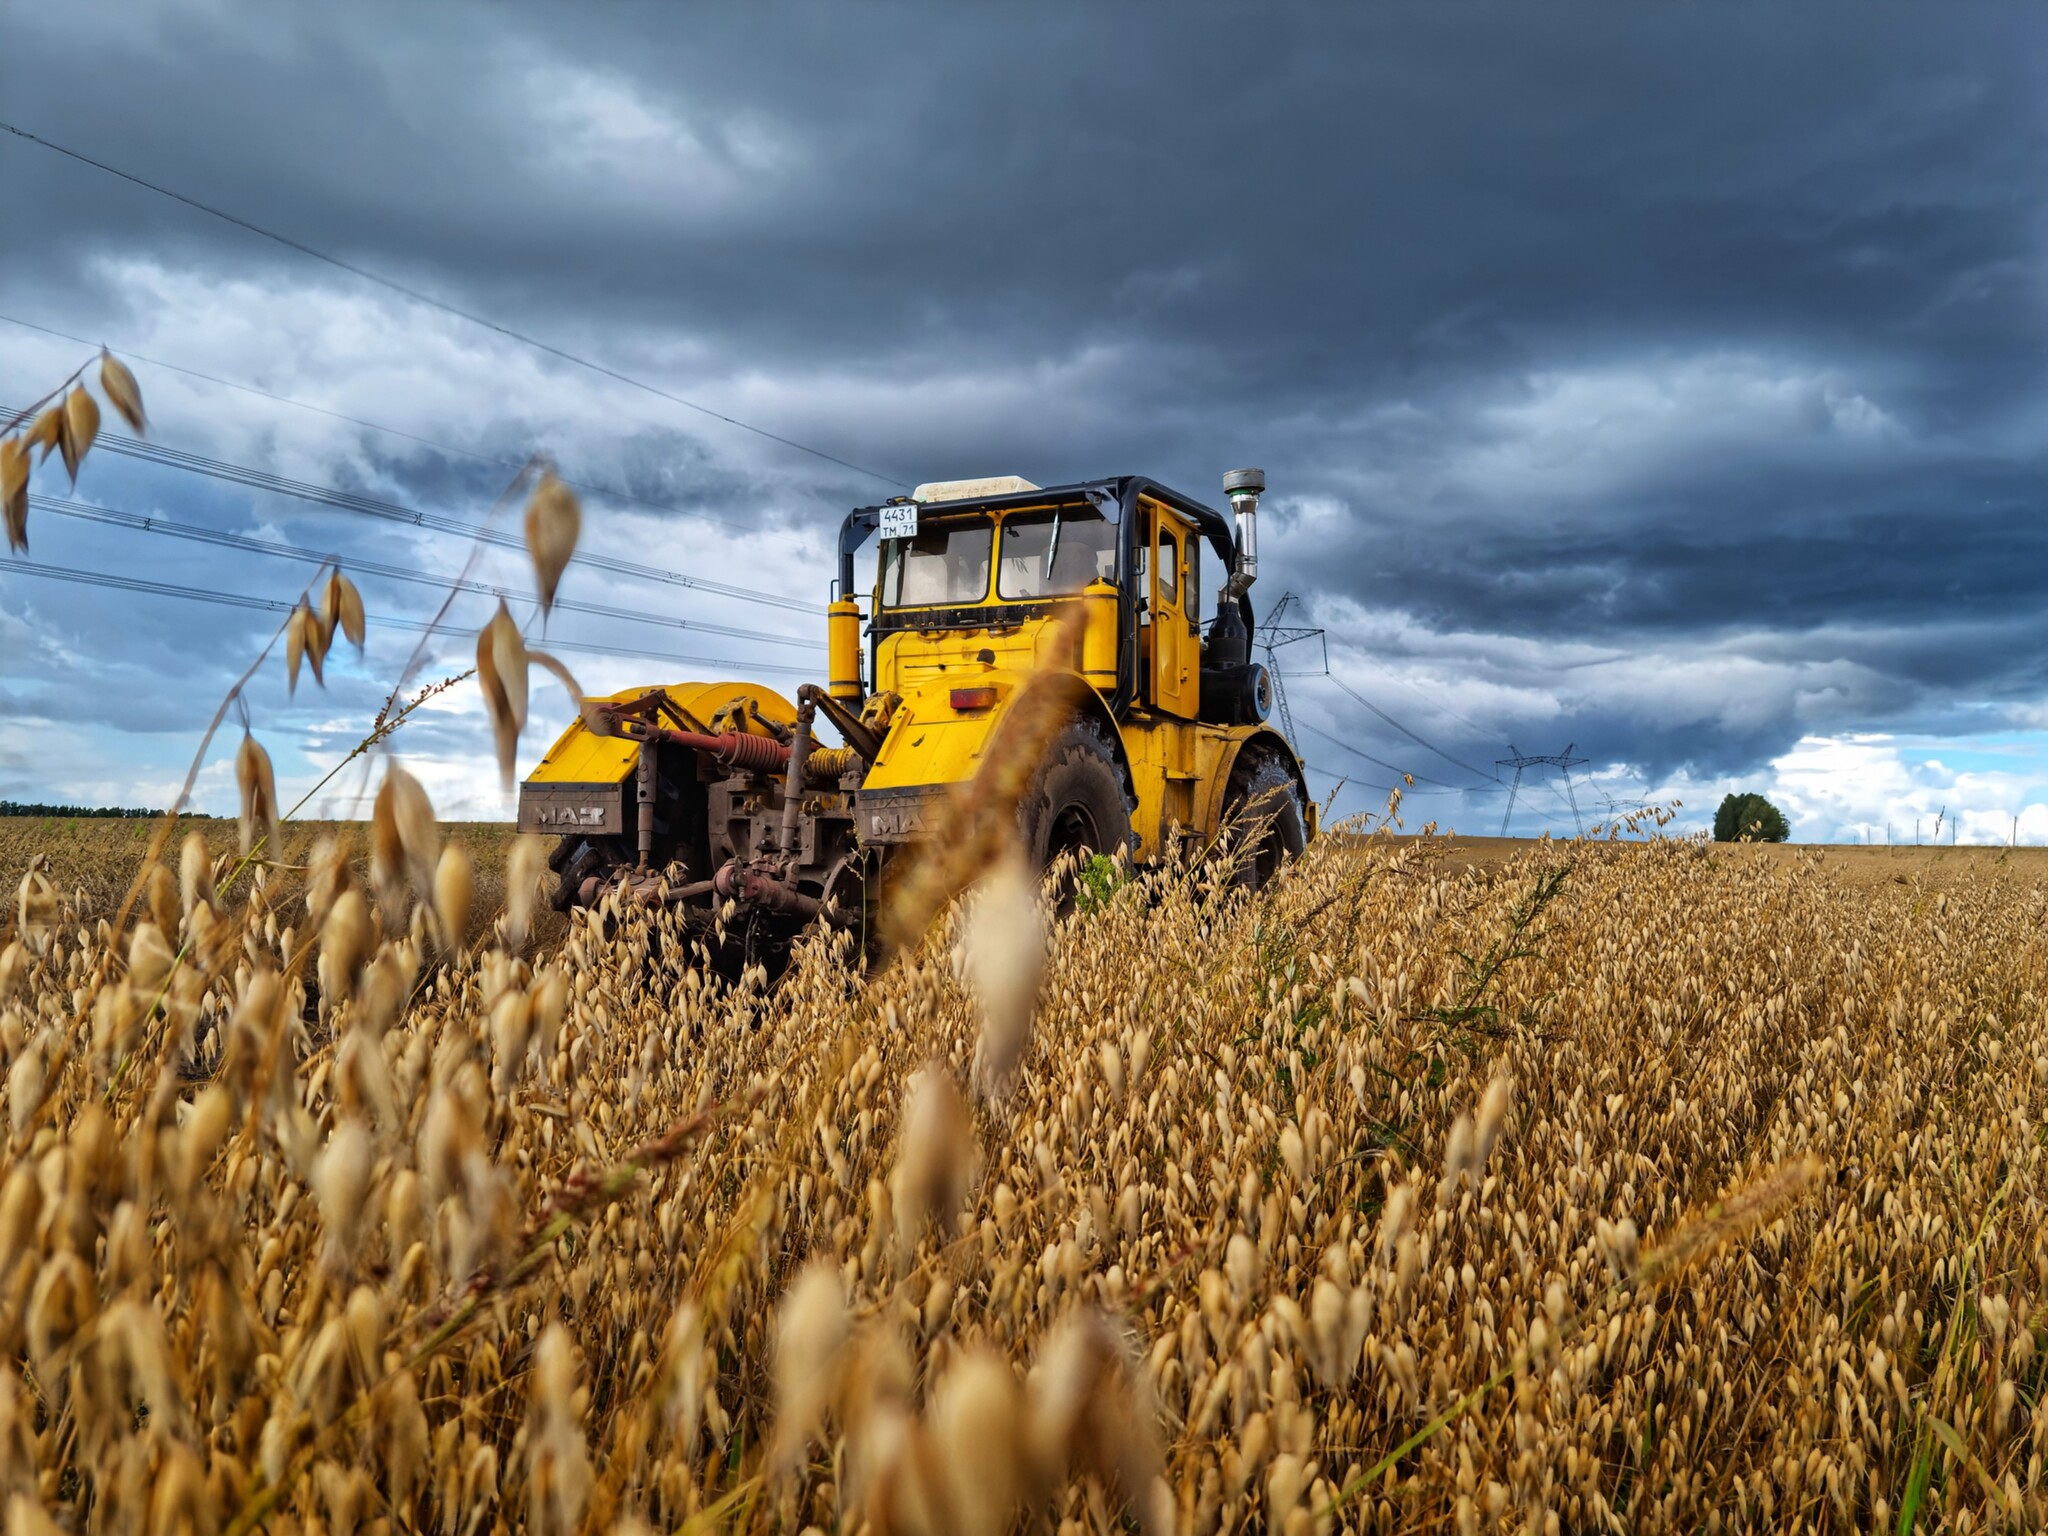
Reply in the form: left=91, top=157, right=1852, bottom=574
left=1497, top=743, right=1589, bottom=837
left=1254, top=591, right=1326, bottom=749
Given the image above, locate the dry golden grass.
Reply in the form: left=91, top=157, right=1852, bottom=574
left=3, top=822, right=2045, bottom=1534
left=0, top=819, right=542, bottom=953
left=1413, top=832, right=2048, bottom=890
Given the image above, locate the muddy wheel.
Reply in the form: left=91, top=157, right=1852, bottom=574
left=1020, top=719, right=1134, bottom=884
left=1224, top=752, right=1306, bottom=893
left=548, top=835, right=622, bottom=911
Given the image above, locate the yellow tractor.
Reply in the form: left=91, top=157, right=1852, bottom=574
left=519, top=470, right=1313, bottom=964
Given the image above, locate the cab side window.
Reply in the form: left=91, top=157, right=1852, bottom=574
left=1156, top=526, right=1180, bottom=614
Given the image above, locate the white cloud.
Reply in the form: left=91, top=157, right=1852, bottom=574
left=1762, top=734, right=2048, bottom=845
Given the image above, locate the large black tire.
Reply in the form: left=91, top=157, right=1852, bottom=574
left=1224, top=752, right=1307, bottom=893
left=1019, top=719, right=1134, bottom=875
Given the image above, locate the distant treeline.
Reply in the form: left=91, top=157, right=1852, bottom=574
left=0, top=801, right=169, bottom=819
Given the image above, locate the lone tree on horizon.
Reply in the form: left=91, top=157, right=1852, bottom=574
left=1714, top=792, right=1790, bottom=843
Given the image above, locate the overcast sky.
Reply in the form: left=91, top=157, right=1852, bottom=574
left=5, top=2, right=2048, bottom=841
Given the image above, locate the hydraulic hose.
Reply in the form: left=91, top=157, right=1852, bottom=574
left=653, top=728, right=790, bottom=773
left=652, top=726, right=855, bottom=786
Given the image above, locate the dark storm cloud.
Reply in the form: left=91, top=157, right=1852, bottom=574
left=6, top=1, right=2048, bottom=817
left=17, top=8, right=2041, bottom=375
left=1342, top=456, right=2048, bottom=649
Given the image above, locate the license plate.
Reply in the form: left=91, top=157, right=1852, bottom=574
left=879, top=503, right=919, bottom=539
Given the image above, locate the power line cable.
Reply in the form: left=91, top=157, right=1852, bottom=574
left=1323, top=674, right=1503, bottom=785
left=0, top=560, right=818, bottom=677
left=1539, top=779, right=1585, bottom=822
left=1292, top=718, right=1482, bottom=793
left=0, top=412, right=818, bottom=614
left=1299, top=761, right=1398, bottom=798
left=1501, top=779, right=1583, bottom=837
left=28, top=492, right=825, bottom=651
left=1297, top=761, right=1473, bottom=821
left=1298, top=761, right=1418, bottom=802
left=0, top=120, right=908, bottom=490
left=0, top=311, right=771, bottom=540
left=1336, top=644, right=1496, bottom=739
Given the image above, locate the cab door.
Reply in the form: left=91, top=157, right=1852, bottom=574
left=1150, top=504, right=1197, bottom=719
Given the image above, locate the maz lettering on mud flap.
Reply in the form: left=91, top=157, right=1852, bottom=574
left=532, top=805, right=607, bottom=827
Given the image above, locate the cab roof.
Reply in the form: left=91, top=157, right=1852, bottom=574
left=845, top=475, right=1236, bottom=569
left=910, top=475, right=1039, bottom=502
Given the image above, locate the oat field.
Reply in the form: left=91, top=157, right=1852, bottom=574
left=3, top=818, right=2045, bottom=1536
left=0, top=820, right=531, bottom=951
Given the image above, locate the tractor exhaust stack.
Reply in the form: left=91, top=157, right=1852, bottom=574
left=1223, top=467, right=1264, bottom=598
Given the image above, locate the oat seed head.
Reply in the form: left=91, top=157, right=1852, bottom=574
left=522, top=473, right=582, bottom=620
left=963, top=844, right=1045, bottom=1097
left=371, top=764, right=440, bottom=909
left=234, top=730, right=280, bottom=859
left=478, top=601, right=531, bottom=792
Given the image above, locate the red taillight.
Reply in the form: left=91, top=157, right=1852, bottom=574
left=950, top=686, right=998, bottom=711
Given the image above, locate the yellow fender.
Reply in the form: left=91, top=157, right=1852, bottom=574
left=860, top=668, right=1133, bottom=801
left=1195, top=725, right=1310, bottom=843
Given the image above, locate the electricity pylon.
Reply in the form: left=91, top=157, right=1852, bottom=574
left=1255, top=591, right=1326, bottom=749
left=1497, top=743, right=1589, bottom=837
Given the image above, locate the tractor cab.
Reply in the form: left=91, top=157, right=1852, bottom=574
left=834, top=475, right=1272, bottom=734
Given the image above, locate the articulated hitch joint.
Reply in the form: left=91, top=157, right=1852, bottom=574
left=555, top=689, right=879, bottom=918
left=701, top=697, right=854, bottom=927
left=576, top=856, right=847, bottom=927
left=710, top=857, right=839, bottom=922
left=577, top=869, right=715, bottom=909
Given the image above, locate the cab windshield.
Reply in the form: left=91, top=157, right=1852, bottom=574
left=996, top=502, right=1119, bottom=599
left=879, top=519, right=992, bottom=607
